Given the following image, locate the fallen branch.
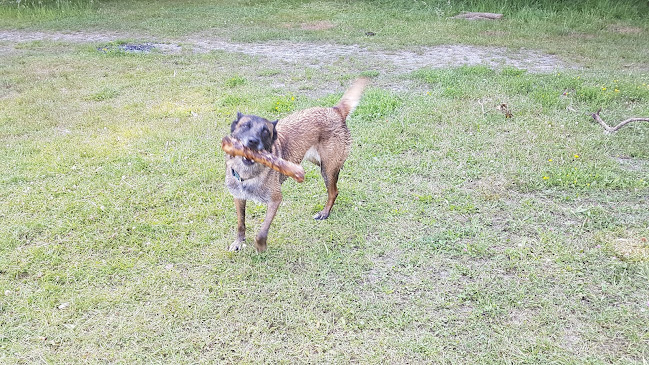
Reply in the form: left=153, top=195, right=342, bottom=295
left=452, top=12, right=503, bottom=20
left=591, top=108, right=649, bottom=134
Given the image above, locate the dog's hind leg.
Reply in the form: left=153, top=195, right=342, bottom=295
left=313, top=162, right=341, bottom=220
left=255, top=197, right=282, bottom=252
left=228, top=198, right=247, bottom=251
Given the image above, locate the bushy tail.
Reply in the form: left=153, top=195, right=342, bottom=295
left=335, top=77, right=369, bottom=119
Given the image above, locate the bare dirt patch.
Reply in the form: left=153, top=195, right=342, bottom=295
left=463, top=174, right=512, bottom=199
left=0, top=29, right=125, bottom=43
left=0, top=29, right=571, bottom=73
left=616, top=156, right=649, bottom=172
left=188, top=38, right=569, bottom=73
left=608, top=25, right=643, bottom=34
left=281, top=21, right=335, bottom=31
left=300, top=20, right=335, bottom=31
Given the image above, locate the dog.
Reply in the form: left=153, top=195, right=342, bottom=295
left=225, top=78, right=369, bottom=252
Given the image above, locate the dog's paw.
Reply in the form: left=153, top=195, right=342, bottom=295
left=228, top=240, right=246, bottom=252
left=313, top=211, right=330, bottom=220
left=254, top=236, right=268, bottom=252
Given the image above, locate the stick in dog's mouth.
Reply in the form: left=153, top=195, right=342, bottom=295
left=221, top=135, right=305, bottom=182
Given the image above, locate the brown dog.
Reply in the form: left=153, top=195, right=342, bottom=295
left=225, top=78, right=369, bottom=252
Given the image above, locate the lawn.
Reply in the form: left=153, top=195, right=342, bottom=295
left=1, top=0, right=648, bottom=363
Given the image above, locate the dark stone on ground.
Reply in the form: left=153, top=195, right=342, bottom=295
left=97, top=43, right=156, bottom=53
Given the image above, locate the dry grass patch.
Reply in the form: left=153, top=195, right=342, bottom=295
left=279, top=20, right=335, bottom=31
left=598, top=230, right=649, bottom=262
left=611, top=237, right=649, bottom=262
left=479, top=30, right=510, bottom=37
left=607, top=25, right=643, bottom=34
left=300, top=20, right=335, bottom=31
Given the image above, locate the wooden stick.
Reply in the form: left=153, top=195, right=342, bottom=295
left=591, top=108, right=649, bottom=134
left=221, top=136, right=305, bottom=183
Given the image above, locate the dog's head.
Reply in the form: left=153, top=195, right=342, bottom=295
left=230, top=112, right=278, bottom=165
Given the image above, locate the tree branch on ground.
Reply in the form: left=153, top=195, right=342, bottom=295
left=452, top=12, right=503, bottom=20
left=591, top=108, right=649, bottom=134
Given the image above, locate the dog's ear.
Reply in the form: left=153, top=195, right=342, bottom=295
left=231, top=112, right=243, bottom=133
left=271, top=120, right=278, bottom=144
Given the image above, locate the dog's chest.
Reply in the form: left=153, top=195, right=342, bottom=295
left=225, top=159, right=273, bottom=203
left=225, top=173, right=271, bottom=203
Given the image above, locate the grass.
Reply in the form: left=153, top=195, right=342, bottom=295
left=1, top=0, right=648, bottom=69
left=1, top=1, right=649, bottom=363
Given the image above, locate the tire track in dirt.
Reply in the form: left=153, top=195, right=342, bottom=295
left=0, top=29, right=571, bottom=73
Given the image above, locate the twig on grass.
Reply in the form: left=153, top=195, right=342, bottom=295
left=477, top=99, right=485, bottom=115
left=591, top=108, right=649, bottom=134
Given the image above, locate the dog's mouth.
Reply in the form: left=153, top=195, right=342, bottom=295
left=242, top=157, right=255, bottom=166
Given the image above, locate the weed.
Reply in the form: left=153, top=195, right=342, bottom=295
left=269, top=94, right=296, bottom=114
left=221, top=94, right=246, bottom=107
left=360, top=70, right=380, bottom=78
left=225, top=75, right=246, bottom=88
left=85, top=87, right=119, bottom=101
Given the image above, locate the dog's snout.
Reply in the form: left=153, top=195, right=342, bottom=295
left=244, top=137, right=262, bottom=150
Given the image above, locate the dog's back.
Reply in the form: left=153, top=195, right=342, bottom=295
left=276, top=77, right=369, bottom=165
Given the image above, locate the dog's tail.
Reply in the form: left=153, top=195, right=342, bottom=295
left=334, top=77, right=369, bottom=119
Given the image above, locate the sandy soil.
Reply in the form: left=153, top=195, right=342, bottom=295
left=0, top=29, right=571, bottom=73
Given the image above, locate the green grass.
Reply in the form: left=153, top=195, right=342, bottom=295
left=1, top=1, right=649, bottom=363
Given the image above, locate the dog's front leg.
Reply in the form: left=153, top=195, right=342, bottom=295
left=228, top=198, right=247, bottom=251
left=254, top=197, right=282, bottom=252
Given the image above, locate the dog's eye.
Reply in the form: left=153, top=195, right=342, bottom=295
left=261, top=128, right=269, bottom=137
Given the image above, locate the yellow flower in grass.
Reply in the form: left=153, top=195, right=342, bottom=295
left=574, top=154, right=580, bottom=159
left=543, top=176, right=549, bottom=180
left=601, top=87, right=607, bottom=91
